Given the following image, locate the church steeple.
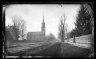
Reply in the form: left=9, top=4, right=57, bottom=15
left=43, top=15, right=44, bottom=23
left=42, top=13, right=45, bottom=24
left=42, top=15, right=45, bottom=27
left=41, top=15, right=45, bottom=36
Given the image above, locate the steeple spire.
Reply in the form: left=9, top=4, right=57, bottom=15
left=43, top=13, right=44, bottom=23
left=43, top=15, right=44, bottom=22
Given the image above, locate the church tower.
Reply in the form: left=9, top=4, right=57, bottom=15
left=41, top=15, right=45, bottom=36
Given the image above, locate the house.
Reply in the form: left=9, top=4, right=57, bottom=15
left=5, top=25, right=16, bottom=40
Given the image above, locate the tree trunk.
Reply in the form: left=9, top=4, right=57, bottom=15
left=73, top=35, right=75, bottom=43
left=67, top=38, right=69, bottom=42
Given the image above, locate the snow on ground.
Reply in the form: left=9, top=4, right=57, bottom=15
left=65, top=34, right=92, bottom=49
left=75, top=34, right=92, bottom=43
left=68, top=42, right=92, bottom=49
left=68, top=34, right=92, bottom=43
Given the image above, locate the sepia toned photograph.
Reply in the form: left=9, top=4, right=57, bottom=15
left=3, top=2, right=94, bottom=58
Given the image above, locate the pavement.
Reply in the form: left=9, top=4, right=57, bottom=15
left=67, top=42, right=92, bottom=49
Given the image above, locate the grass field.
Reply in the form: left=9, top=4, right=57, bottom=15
left=6, top=39, right=57, bottom=55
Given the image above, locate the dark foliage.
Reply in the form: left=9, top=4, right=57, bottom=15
left=73, top=5, right=92, bottom=37
left=5, top=27, right=13, bottom=41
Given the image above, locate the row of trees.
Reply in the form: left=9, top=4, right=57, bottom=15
left=58, top=4, right=93, bottom=42
left=6, top=15, right=26, bottom=40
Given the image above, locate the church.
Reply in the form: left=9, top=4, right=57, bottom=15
left=27, top=16, right=46, bottom=41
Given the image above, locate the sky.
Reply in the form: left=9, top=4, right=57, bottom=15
left=5, top=4, right=81, bottom=38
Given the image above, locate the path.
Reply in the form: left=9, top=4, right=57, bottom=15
left=30, top=42, right=91, bottom=58
left=7, top=42, right=92, bottom=58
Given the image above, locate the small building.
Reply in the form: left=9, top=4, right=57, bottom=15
left=27, top=16, right=46, bottom=41
left=6, top=25, right=17, bottom=41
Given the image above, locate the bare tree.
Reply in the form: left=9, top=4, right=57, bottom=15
left=58, top=14, right=67, bottom=42
left=11, top=15, right=26, bottom=40
left=64, top=24, right=69, bottom=42
left=20, top=20, right=26, bottom=40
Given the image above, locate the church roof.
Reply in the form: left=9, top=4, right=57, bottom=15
left=27, top=32, right=43, bottom=35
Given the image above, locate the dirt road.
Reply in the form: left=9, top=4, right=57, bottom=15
left=7, top=42, right=92, bottom=58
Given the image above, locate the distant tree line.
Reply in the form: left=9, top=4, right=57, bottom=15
left=46, top=33, right=56, bottom=42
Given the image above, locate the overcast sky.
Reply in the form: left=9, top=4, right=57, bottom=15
left=5, top=4, right=81, bottom=38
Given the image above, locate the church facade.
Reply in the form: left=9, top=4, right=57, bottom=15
left=27, top=16, right=46, bottom=41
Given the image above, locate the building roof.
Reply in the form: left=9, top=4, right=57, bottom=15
left=27, top=32, right=43, bottom=36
